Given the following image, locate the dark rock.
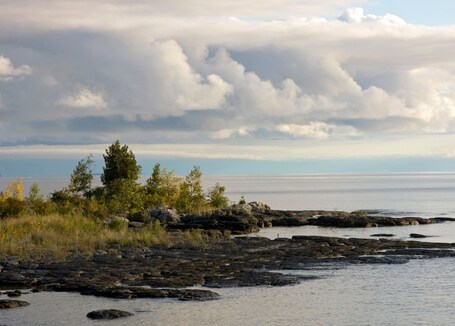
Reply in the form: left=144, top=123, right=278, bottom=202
left=410, top=233, right=429, bottom=238
left=0, top=299, right=30, bottom=309
left=432, top=217, right=455, bottom=223
left=86, top=309, right=134, bottom=320
left=204, top=270, right=303, bottom=288
left=6, top=290, right=22, bottom=297
left=371, top=234, right=395, bottom=237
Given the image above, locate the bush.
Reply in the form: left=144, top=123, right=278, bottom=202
left=0, top=198, right=27, bottom=218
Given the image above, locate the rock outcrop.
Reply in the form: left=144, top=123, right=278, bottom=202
left=86, top=309, right=134, bottom=320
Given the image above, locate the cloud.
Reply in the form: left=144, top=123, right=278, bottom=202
left=338, top=7, right=405, bottom=24
left=0, top=55, right=32, bottom=81
left=276, top=122, right=359, bottom=139
left=211, top=127, right=251, bottom=139
left=1, top=2, right=455, bottom=162
left=58, top=88, right=107, bottom=109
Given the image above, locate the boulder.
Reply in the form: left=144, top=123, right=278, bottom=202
left=0, top=299, right=30, bottom=309
left=150, top=207, right=181, bottom=225
left=249, top=202, right=271, bottom=213
left=86, top=309, right=134, bottom=320
left=231, top=204, right=253, bottom=216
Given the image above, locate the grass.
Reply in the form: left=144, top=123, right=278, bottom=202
left=0, top=213, right=222, bottom=260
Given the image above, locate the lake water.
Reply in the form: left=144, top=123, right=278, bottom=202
left=2, top=173, right=455, bottom=325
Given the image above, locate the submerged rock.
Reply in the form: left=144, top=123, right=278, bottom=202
left=0, top=299, right=30, bottom=309
left=86, top=309, right=134, bottom=320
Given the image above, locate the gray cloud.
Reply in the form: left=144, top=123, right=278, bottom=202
left=1, top=1, right=455, bottom=159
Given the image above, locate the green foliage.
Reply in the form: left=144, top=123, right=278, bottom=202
left=239, top=195, right=246, bottom=205
left=101, top=140, right=141, bottom=189
left=26, top=183, right=44, bottom=203
left=108, top=217, right=128, bottom=231
left=0, top=198, right=27, bottom=218
left=145, top=163, right=181, bottom=208
left=1, top=142, right=233, bottom=223
left=208, top=183, right=229, bottom=209
left=107, top=179, right=145, bottom=213
left=176, top=166, right=206, bottom=214
left=68, top=155, right=94, bottom=197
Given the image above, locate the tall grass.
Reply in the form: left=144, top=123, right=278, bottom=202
left=0, top=214, right=174, bottom=260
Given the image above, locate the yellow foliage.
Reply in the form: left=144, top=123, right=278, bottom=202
left=0, top=178, right=24, bottom=202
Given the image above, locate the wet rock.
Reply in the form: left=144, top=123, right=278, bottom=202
left=0, top=299, right=30, bottom=309
left=410, top=233, right=429, bottom=238
left=86, top=309, right=134, bottom=320
left=6, top=290, right=22, bottom=297
left=86, top=286, right=219, bottom=301
left=371, top=234, right=396, bottom=237
left=204, top=270, right=303, bottom=288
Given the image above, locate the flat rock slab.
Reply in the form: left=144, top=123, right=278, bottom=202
left=0, top=299, right=30, bottom=309
left=86, top=309, right=134, bottom=320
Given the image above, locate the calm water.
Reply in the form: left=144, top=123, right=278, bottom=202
left=2, top=258, right=455, bottom=325
left=2, top=173, right=455, bottom=325
left=4, top=172, right=455, bottom=217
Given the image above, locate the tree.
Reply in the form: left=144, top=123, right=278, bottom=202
left=68, top=155, right=94, bottom=197
left=27, top=182, right=44, bottom=202
left=208, top=183, right=229, bottom=209
left=101, top=141, right=141, bottom=189
left=145, top=163, right=181, bottom=208
left=176, top=166, right=206, bottom=213
left=0, top=178, right=24, bottom=202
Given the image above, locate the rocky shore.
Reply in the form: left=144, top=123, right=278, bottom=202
left=149, top=203, right=455, bottom=234
left=2, top=205, right=455, bottom=320
left=2, top=234, right=455, bottom=302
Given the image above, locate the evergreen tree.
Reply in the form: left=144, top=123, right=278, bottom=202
left=101, top=141, right=141, bottom=189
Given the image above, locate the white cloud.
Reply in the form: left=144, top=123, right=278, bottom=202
left=148, top=40, right=233, bottom=114
left=276, top=123, right=359, bottom=139
left=0, top=55, right=32, bottom=81
left=211, top=127, right=251, bottom=139
left=338, top=7, right=405, bottom=24
left=58, top=89, right=107, bottom=109
left=1, top=2, right=455, bottom=163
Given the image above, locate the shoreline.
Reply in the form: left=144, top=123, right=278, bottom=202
left=3, top=207, right=455, bottom=321
left=2, top=232, right=455, bottom=301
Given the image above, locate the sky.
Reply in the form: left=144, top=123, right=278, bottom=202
left=1, top=0, right=455, bottom=176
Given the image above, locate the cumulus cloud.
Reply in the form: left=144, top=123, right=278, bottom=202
left=58, top=89, right=107, bottom=109
left=0, top=55, right=32, bottom=81
left=147, top=40, right=233, bottom=115
left=1, top=1, right=455, bottom=161
left=338, top=7, right=405, bottom=24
